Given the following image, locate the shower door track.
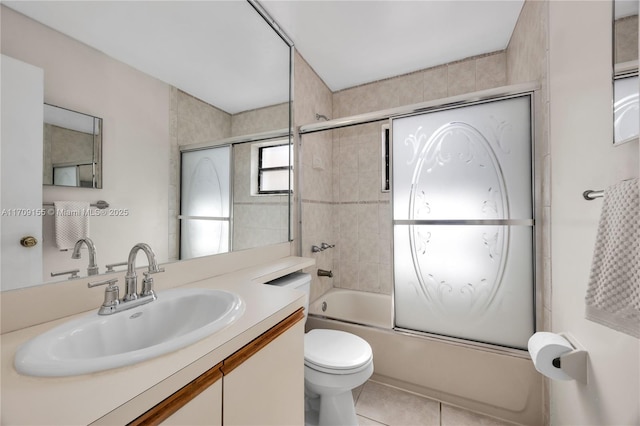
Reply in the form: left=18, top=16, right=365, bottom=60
left=394, top=219, right=534, bottom=226
left=298, top=82, right=539, bottom=135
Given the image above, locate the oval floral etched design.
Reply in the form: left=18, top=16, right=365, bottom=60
left=407, top=122, right=510, bottom=319
left=184, top=156, right=225, bottom=256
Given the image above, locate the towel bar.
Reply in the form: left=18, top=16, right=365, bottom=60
left=43, top=200, right=109, bottom=209
left=583, top=190, right=604, bottom=200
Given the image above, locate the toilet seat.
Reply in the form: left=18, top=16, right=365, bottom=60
left=304, top=329, right=372, bottom=375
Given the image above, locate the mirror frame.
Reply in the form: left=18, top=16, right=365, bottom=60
left=612, top=0, right=639, bottom=146
left=43, top=103, right=103, bottom=189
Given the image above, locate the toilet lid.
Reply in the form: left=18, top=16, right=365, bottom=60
left=304, top=329, right=372, bottom=371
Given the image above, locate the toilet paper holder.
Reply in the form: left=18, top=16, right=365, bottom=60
left=553, top=333, right=588, bottom=384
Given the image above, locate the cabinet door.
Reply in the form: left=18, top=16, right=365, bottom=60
left=161, top=380, right=221, bottom=426
left=129, top=363, right=223, bottom=426
left=223, top=313, right=305, bottom=426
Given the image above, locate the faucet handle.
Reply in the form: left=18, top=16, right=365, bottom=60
left=105, top=261, right=127, bottom=273
left=141, top=272, right=159, bottom=298
left=88, top=278, right=120, bottom=314
left=88, top=277, right=119, bottom=288
left=51, top=269, right=80, bottom=280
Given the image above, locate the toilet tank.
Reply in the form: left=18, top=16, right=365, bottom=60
left=265, top=272, right=311, bottom=316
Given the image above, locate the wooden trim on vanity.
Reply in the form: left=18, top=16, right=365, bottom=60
left=221, top=308, right=305, bottom=376
left=128, top=362, right=223, bottom=426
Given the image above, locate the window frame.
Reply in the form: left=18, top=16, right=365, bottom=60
left=257, top=143, right=292, bottom=195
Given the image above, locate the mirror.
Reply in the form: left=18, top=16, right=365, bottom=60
left=613, top=0, right=639, bottom=145
left=43, top=104, right=102, bottom=188
left=0, top=1, right=292, bottom=290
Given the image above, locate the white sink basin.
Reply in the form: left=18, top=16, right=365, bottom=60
left=14, top=288, right=244, bottom=377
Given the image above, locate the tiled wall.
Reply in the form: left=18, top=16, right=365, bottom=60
left=168, top=89, right=290, bottom=261
left=294, top=52, right=335, bottom=301
left=614, top=15, right=639, bottom=64
left=330, top=51, right=508, bottom=295
left=232, top=141, right=289, bottom=251
left=506, top=0, right=550, bottom=331
left=504, top=2, right=549, bottom=423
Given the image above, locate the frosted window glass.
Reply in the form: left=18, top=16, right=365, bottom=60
left=392, top=95, right=534, bottom=349
left=260, top=144, right=290, bottom=168
left=53, top=166, right=78, bottom=186
left=393, top=96, right=532, bottom=221
left=180, top=146, right=231, bottom=260
left=394, top=225, right=534, bottom=349
left=180, top=219, right=229, bottom=259
left=614, top=74, right=639, bottom=144
left=260, top=169, right=290, bottom=192
left=181, top=146, right=230, bottom=217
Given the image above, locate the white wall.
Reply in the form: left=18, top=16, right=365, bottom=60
left=1, top=6, right=170, bottom=283
left=549, top=2, right=639, bottom=424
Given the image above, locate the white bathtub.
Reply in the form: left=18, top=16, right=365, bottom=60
left=307, top=288, right=543, bottom=426
left=309, top=288, right=393, bottom=329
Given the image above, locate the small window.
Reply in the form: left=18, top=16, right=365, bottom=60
left=258, top=144, right=292, bottom=194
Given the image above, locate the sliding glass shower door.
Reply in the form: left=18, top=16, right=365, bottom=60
left=180, top=146, right=231, bottom=260
left=392, top=95, right=534, bottom=349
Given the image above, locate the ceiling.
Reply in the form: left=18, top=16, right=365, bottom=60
left=261, top=0, right=525, bottom=91
left=4, top=0, right=526, bottom=112
left=3, top=1, right=290, bottom=114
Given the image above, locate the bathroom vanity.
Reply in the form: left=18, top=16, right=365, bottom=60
left=0, top=252, right=313, bottom=425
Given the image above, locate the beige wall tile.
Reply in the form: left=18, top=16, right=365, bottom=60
left=423, top=65, right=448, bottom=101
left=476, top=52, right=507, bottom=91
left=615, top=15, right=639, bottom=64
left=447, top=59, right=476, bottom=96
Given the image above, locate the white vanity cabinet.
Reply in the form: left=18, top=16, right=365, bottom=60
left=163, top=380, right=223, bottom=425
left=222, top=311, right=305, bottom=426
left=129, top=308, right=304, bottom=426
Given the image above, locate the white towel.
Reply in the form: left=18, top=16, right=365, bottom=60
left=54, top=201, right=90, bottom=250
left=585, top=178, right=639, bottom=339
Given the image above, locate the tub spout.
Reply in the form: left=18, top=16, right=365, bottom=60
left=317, top=269, right=333, bottom=278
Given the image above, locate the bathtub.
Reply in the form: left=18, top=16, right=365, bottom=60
left=307, top=288, right=543, bottom=426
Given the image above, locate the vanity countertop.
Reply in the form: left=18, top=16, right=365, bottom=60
left=0, top=256, right=313, bottom=425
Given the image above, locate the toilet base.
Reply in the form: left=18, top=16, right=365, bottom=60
left=304, top=390, right=358, bottom=426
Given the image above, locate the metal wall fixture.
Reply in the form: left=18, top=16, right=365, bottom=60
left=43, top=200, right=109, bottom=209
left=311, top=242, right=335, bottom=252
left=317, top=269, right=333, bottom=278
left=583, top=189, right=604, bottom=200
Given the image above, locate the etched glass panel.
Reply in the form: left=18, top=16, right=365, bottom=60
left=180, top=146, right=231, bottom=259
left=181, top=146, right=230, bottom=217
left=392, top=95, right=534, bottom=349
left=393, top=97, right=532, bottom=221
left=180, top=219, right=229, bottom=259
left=614, top=74, right=639, bottom=144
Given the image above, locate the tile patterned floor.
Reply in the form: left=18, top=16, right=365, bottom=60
left=353, top=380, right=518, bottom=426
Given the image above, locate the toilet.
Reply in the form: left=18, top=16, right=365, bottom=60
left=267, top=272, right=373, bottom=426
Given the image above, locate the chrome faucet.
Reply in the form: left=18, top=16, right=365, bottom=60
left=71, top=238, right=99, bottom=276
left=124, top=243, right=164, bottom=302
left=88, top=243, right=164, bottom=315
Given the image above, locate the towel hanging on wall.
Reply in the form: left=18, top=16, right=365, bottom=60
left=54, top=201, right=90, bottom=250
left=585, top=178, right=639, bottom=339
